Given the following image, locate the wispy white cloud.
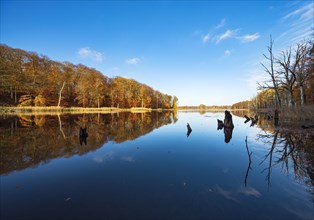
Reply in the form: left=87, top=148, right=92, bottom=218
left=215, top=29, right=239, bottom=44
left=238, top=33, right=260, bottom=43
left=215, top=18, right=226, bottom=29
left=246, top=69, right=269, bottom=93
left=282, top=2, right=313, bottom=20
left=78, top=47, right=104, bottom=62
left=198, top=18, right=258, bottom=45
left=202, top=33, right=210, bottom=43
left=224, top=50, right=231, bottom=56
left=279, top=2, right=314, bottom=45
left=126, top=57, right=141, bottom=65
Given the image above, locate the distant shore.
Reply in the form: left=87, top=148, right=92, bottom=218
left=0, top=106, right=250, bottom=115
left=0, top=106, right=166, bottom=115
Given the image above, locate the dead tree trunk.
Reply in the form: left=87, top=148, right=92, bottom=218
left=260, top=36, right=282, bottom=108
left=57, top=81, right=65, bottom=107
left=300, top=85, right=305, bottom=106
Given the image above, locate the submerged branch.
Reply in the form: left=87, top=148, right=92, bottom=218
left=244, top=136, right=253, bottom=187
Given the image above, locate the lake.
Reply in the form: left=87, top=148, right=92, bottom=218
left=0, top=111, right=313, bottom=220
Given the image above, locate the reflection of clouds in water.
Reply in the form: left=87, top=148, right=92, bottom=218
left=223, top=168, right=229, bottom=174
left=238, top=186, right=261, bottom=198
left=283, top=202, right=314, bottom=220
left=121, top=156, right=135, bottom=162
left=93, top=151, right=114, bottom=163
left=215, top=185, right=262, bottom=202
left=93, top=153, right=135, bottom=163
left=215, top=186, right=239, bottom=202
left=246, top=131, right=269, bottom=152
left=247, top=130, right=261, bottom=141
left=279, top=185, right=313, bottom=220
left=93, top=157, right=104, bottom=163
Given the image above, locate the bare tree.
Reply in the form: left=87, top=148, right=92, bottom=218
left=277, top=48, right=294, bottom=107
left=276, top=47, right=300, bottom=107
left=295, top=42, right=311, bottom=106
left=259, top=36, right=282, bottom=108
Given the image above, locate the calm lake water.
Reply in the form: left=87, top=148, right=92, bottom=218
left=1, top=111, right=313, bottom=220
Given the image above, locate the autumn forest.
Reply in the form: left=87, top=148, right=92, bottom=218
left=0, top=44, right=178, bottom=109
left=1, top=40, right=313, bottom=112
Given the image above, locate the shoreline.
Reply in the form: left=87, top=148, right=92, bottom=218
left=0, top=106, right=168, bottom=115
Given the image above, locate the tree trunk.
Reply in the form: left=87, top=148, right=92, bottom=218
left=14, top=86, right=17, bottom=103
left=275, top=90, right=281, bottom=108
left=57, top=81, right=65, bottom=107
left=300, top=84, right=304, bottom=106
left=286, top=90, right=294, bottom=108
left=291, top=89, right=295, bottom=107
left=111, top=93, right=114, bottom=107
left=285, top=91, right=290, bottom=107
left=10, top=84, right=13, bottom=99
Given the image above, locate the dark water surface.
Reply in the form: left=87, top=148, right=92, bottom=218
left=1, top=111, right=313, bottom=220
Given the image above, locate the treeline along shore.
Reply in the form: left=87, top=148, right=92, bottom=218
left=0, top=44, right=178, bottom=112
left=231, top=37, right=314, bottom=124
left=0, top=106, right=160, bottom=114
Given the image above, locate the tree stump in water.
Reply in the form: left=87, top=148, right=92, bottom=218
left=224, top=110, right=234, bottom=129
left=217, top=119, right=224, bottom=130
left=244, top=115, right=250, bottom=124
left=186, top=123, right=192, bottom=137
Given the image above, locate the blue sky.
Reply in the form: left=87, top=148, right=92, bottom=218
left=1, top=0, right=313, bottom=106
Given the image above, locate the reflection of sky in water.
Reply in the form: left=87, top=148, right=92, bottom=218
left=215, top=185, right=262, bottom=202
left=1, top=112, right=313, bottom=220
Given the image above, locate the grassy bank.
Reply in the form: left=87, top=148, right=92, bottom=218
left=0, top=106, right=158, bottom=115
left=276, top=105, right=314, bottom=122
left=252, top=105, right=314, bottom=127
left=254, top=105, right=313, bottom=119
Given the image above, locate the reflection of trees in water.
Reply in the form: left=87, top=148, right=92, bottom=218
left=258, top=130, right=314, bottom=179
left=231, top=110, right=252, bottom=118
left=244, top=136, right=252, bottom=187
left=236, top=112, right=314, bottom=199
left=0, top=111, right=176, bottom=175
left=257, top=127, right=314, bottom=197
left=232, top=110, right=276, bottom=129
